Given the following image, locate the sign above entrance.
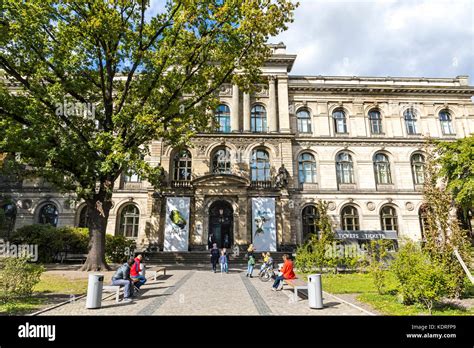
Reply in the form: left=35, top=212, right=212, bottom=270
left=251, top=198, right=277, bottom=251
left=335, top=230, right=398, bottom=240
left=164, top=197, right=190, bottom=251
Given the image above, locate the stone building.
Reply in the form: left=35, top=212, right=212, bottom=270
left=2, top=43, right=474, bottom=251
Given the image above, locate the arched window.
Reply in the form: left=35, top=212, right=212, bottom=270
left=374, top=153, right=392, bottom=184
left=297, top=109, right=312, bottom=133
left=404, top=107, right=418, bottom=135
left=341, top=205, right=360, bottom=230
left=333, top=109, right=347, bottom=134
left=215, top=104, right=231, bottom=133
left=118, top=204, right=140, bottom=238
left=212, top=148, right=231, bottom=174
left=173, top=149, right=192, bottom=181
left=439, top=110, right=454, bottom=135
left=411, top=153, right=425, bottom=185
left=368, top=110, right=382, bottom=134
left=251, top=105, right=267, bottom=133
left=336, top=152, right=354, bottom=184
left=78, top=205, right=88, bottom=228
left=298, top=153, right=317, bottom=184
left=1, top=202, right=16, bottom=237
left=38, top=203, right=58, bottom=227
left=250, top=149, right=270, bottom=182
left=380, top=205, right=398, bottom=232
left=302, top=205, right=319, bottom=241
left=419, top=205, right=428, bottom=240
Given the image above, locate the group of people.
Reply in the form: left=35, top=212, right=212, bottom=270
left=111, top=253, right=147, bottom=302
left=210, top=243, right=229, bottom=273
left=211, top=243, right=296, bottom=291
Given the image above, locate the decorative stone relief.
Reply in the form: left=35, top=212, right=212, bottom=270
left=253, top=84, right=269, bottom=97
left=405, top=202, right=414, bottom=211
left=328, top=201, right=336, bottom=211
left=219, top=84, right=232, bottom=97
left=366, top=202, right=375, bottom=211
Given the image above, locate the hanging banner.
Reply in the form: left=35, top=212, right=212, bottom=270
left=164, top=197, right=190, bottom=251
left=252, top=197, right=277, bottom=251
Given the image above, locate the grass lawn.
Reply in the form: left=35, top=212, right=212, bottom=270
left=0, top=273, right=88, bottom=315
left=298, top=271, right=474, bottom=316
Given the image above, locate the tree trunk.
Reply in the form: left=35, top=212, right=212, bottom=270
left=80, top=188, right=113, bottom=271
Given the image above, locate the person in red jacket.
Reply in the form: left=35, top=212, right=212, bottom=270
left=130, top=254, right=147, bottom=290
left=272, top=254, right=296, bottom=291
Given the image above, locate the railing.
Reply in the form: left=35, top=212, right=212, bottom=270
left=250, top=180, right=273, bottom=189
left=171, top=180, right=192, bottom=188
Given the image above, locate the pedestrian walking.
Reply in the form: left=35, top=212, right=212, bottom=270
left=210, top=243, right=220, bottom=273
left=219, top=249, right=228, bottom=274
left=246, top=254, right=256, bottom=278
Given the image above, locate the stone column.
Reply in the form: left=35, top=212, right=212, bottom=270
left=277, top=76, right=290, bottom=133
left=231, top=84, right=240, bottom=132
left=243, top=92, right=250, bottom=132
left=268, top=76, right=277, bottom=132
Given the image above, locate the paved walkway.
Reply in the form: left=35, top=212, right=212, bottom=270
left=38, top=267, right=372, bottom=316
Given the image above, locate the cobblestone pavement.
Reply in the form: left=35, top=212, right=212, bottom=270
left=39, top=267, right=372, bottom=316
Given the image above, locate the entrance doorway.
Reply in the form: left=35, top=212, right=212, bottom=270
left=209, top=201, right=233, bottom=248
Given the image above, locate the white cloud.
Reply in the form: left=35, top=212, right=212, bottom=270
left=274, top=0, right=474, bottom=79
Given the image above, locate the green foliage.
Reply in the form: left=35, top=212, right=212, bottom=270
left=367, top=240, right=391, bottom=294
left=10, top=225, right=88, bottom=263
left=421, top=143, right=473, bottom=298
left=390, top=242, right=448, bottom=314
left=0, top=257, right=44, bottom=300
left=105, top=234, right=136, bottom=264
left=436, top=135, right=474, bottom=212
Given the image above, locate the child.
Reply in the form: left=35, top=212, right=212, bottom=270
left=219, top=249, right=228, bottom=274
left=246, top=254, right=255, bottom=278
left=259, top=252, right=269, bottom=273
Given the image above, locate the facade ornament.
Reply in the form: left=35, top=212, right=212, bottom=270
left=387, top=198, right=393, bottom=204
left=327, top=201, right=336, bottom=211
left=405, top=202, right=414, bottom=211
left=219, top=84, right=232, bottom=96
left=275, top=164, right=290, bottom=189
left=366, top=201, right=375, bottom=211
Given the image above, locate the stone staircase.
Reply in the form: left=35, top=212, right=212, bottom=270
left=143, top=251, right=289, bottom=266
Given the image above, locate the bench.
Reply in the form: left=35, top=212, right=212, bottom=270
left=148, top=266, right=167, bottom=281
left=102, top=285, right=123, bottom=303
left=283, top=278, right=308, bottom=302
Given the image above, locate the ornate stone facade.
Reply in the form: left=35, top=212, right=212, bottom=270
left=2, top=43, right=474, bottom=250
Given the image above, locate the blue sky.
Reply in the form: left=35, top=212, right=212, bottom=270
left=149, top=0, right=474, bottom=80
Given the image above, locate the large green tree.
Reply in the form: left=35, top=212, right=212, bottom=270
left=0, top=0, right=297, bottom=270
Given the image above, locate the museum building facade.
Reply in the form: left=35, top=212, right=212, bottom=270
left=2, top=43, right=474, bottom=251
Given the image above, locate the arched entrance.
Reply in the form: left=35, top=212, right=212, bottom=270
left=209, top=201, right=233, bottom=248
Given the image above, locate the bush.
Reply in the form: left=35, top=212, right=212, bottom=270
left=0, top=257, right=44, bottom=300
left=366, top=240, right=392, bottom=294
left=10, top=225, right=89, bottom=263
left=390, top=241, right=447, bottom=314
left=105, top=234, right=136, bottom=264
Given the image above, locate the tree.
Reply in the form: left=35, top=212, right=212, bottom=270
left=436, top=135, right=474, bottom=210
left=421, top=142, right=472, bottom=298
left=0, top=0, right=297, bottom=270
left=436, top=135, right=474, bottom=233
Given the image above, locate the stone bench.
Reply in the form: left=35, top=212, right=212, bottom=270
left=283, top=278, right=308, bottom=302
left=148, top=266, right=167, bottom=281
left=102, top=285, right=123, bottom=303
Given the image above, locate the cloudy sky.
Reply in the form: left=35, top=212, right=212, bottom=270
left=148, top=0, right=474, bottom=80
left=275, top=0, right=474, bottom=79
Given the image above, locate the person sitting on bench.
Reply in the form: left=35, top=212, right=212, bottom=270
left=130, top=254, right=147, bottom=290
left=111, top=258, right=135, bottom=302
left=272, top=254, right=296, bottom=291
